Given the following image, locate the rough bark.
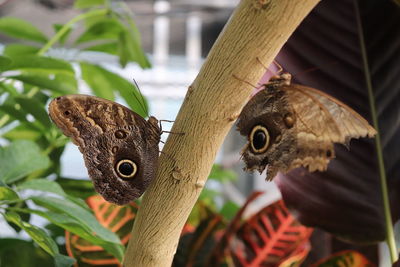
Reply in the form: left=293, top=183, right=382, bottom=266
left=124, top=0, right=320, bottom=266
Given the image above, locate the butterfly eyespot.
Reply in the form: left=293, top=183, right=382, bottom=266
left=249, top=125, right=270, bottom=154
left=115, top=130, right=127, bottom=139
left=64, top=110, right=71, bottom=116
left=283, top=113, right=295, bottom=128
left=115, top=159, right=137, bottom=179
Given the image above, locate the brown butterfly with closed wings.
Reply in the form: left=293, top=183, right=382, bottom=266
left=48, top=95, right=161, bottom=205
left=237, top=69, right=376, bottom=180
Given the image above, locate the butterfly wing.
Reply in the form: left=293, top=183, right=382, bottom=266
left=237, top=83, right=376, bottom=180
left=237, top=88, right=298, bottom=179
left=48, top=95, right=160, bottom=205
left=283, top=84, right=376, bottom=143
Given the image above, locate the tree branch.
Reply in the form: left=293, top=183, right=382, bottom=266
left=124, top=0, right=320, bottom=266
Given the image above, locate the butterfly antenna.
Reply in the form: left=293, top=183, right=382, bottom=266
left=232, top=74, right=258, bottom=89
left=292, top=61, right=339, bottom=78
left=132, top=78, right=149, bottom=117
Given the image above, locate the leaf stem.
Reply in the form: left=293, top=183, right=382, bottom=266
left=353, top=0, right=398, bottom=263
left=38, top=8, right=108, bottom=56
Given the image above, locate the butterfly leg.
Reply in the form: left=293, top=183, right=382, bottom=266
left=158, top=120, right=184, bottom=136
left=161, top=130, right=185, bottom=136
left=232, top=74, right=259, bottom=88
left=158, top=119, right=175, bottom=132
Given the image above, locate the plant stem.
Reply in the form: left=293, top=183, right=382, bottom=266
left=123, top=0, right=320, bottom=265
left=37, top=8, right=108, bottom=56
left=353, top=0, right=398, bottom=263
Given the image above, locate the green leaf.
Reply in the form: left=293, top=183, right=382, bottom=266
left=80, top=62, right=148, bottom=117
left=4, top=212, right=59, bottom=256
left=54, top=253, right=75, bottom=267
left=53, top=24, right=71, bottom=45
left=80, top=62, right=114, bottom=100
left=17, top=179, right=90, bottom=211
left=74, top=0, right=105, bottom=9
left=208, top=164, right=237, bottom=182
left=30, top=196, right=121, bottom=243
left=0, top=55, right=11, bottom=71
left=0, top=238, right=54, bottom=267
left=219, top=201, right=240, bottom=221
left=56, top=177, right=96, bottom=199
left=0, top=140, right=50, bottom=184
left=30, top=197, right=125, bottom=259
left=76, top=18, right=123, bottom=44
left=31, top=196, right=124, bottom=261
left=0, top=17, right=48, bottom=43
left=3, top=44, right=39, bottom=57
left=10, top=73, right=77, bottom=94
left=0, top=186, right=19, bottom=202
left=6, top=55, right=74, bottom=75
left=0, top=103, right=29, bottom=123
left=7, top=201, right=31, bottom=233
left=20, top=207, right=123, bottom=261
left=198, top=189, right=220, bottom=208
left=15, top=96, right=52, bottom=128
left=117, top=30, right=151, bottom=68
left=84, top=42, right=118, bottom=55
left=17, top=179, right=66, bottom=196
left=0, top=82, right=19, bottom=96
left=2, top=124, right=42, bottom=140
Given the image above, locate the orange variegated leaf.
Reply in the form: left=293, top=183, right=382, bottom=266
left=229, top=199, right=313, bottom=267
left=208, top=191, right=264, bottom=264
left=310, top=250, right=376, bottom=267
left=174, top=204, right=226, bottom=267
left=278, top=242, right=311, bottom=267
left=65, top=195, right=138, bottom=266
left=209, top=192, right=313, bottom=266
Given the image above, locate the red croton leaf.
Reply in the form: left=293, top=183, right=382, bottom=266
left=230, top=200, right=313, bottom=266
left=208, top=192, right=264, bottom=264
left=209, top=192, right=313, bottom=266
left=173, top=210, right=225, bottom=267
left=310, top=250, right=376, bottom=267
left=65, top=195, right=138, bottom=266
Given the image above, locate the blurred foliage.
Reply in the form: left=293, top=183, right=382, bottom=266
left=63, top=192, right=373, bottom=267
left=0, top=1, right=241, bottom=265
left=0, top=0, right=151, bottom=266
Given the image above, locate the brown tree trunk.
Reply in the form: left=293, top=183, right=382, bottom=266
left=124, top=0, right=320, bottom=266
